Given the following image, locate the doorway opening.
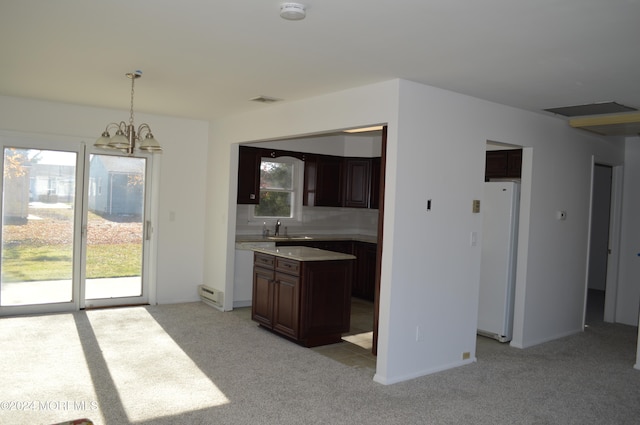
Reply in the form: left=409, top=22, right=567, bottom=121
left=233, top=125, right=387, bottom=367
left=586, top=163, right=614, bottom=325
left=478, top=141, right=524, bottom=345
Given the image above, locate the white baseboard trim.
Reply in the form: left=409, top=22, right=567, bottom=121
left=509, top=327, right=582, bottom=349
left=373, top=357, right=476, bottom=385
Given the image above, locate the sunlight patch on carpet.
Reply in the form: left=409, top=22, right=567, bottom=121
left=87, top=308, right=228, bottom=422
left=0, top=313, right=103, bottom=424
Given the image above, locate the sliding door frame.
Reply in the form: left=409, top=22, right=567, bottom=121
left=79, top=146, right=156, bottom=309
left=0, top=134, right=86, bottom=316
left=0, top=131, right=160, bottom=316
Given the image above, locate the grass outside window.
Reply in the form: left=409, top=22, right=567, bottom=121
left=1, top=243, right=142, bottom=282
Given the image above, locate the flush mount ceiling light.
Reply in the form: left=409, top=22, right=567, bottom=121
left=95, top=70, right=162, bottom=154
left=280, top=2, right=306, bottom=20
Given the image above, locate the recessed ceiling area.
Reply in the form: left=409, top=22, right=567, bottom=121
left=543, top=101, right=640, bottom=136
left=569, top=112, right=640, bottom=136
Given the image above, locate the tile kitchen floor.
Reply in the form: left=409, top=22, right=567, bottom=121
left=310, top=297, right=377, bottom=372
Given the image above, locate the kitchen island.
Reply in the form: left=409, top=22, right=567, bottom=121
left=251, top=246, right=356, bottom=347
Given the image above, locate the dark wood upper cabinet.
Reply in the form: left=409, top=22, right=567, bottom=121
left=485, top=149, right=522, bottom=180
left=315, top=155, right=344, bottom=207
left=303, top=154, right=317, bottom=207
left=239, top=144, right=381, bottom=209
left=344, top=158, right=371, bottom=208
left=304, top=155, right=381, bottom=209
left=506, top=149, right=522, bottom=177
left=237, top=146, right=262, bottom=204
left=485, top=150, right=508, bottom=178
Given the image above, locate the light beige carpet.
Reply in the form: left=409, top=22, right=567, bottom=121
left=1, top=302, right=638, bottom=425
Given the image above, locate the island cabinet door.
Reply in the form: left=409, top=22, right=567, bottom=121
left=273, top=271, right=300, bottom=339
left=252, top=266, right=275, bottom=327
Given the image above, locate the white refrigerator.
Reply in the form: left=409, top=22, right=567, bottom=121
left=477, top=181, right=520, bottom=342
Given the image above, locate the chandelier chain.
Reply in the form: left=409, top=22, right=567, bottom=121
left=129, top=75, right=136, bottom=126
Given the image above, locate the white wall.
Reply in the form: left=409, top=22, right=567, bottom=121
left=0, top=95, right=210, bottom=305
left=378, top=81, right=487, bottom=382
left=206, top=78, right=630, bottom=384
left=629, top=135, right=640, bottom=371
left=618, top=136, right=640, bottom=325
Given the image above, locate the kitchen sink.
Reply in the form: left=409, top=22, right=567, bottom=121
left=267, top=235, right=313, bottom=241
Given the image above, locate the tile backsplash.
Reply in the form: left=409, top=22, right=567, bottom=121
left=235, top=204, right=378, bottom=236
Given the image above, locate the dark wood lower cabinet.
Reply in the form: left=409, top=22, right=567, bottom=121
left=272, top=269, right=300, bottom=338
left=353, top=242, right=377, bottom=301
left=252, top=252, right=353, bottom=347
left=252, top=264, right=274, bottom=327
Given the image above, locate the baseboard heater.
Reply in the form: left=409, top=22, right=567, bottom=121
left=198, top=285, right=224, bottom=310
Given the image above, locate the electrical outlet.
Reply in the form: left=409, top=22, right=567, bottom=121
left=462, top=352, right=471, bottom=360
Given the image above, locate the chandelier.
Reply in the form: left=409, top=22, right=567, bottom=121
left=94, top=70, right=162, bottom=154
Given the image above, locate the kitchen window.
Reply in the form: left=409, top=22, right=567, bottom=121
left=251, top=156, right=302, bottom=221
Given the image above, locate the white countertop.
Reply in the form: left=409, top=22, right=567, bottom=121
left=252, top=246, right=357, bottom=262
left=236, top=233, right=377, bottom=244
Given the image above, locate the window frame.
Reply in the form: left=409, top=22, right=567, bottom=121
left=250, top=156, right=303, bottom=223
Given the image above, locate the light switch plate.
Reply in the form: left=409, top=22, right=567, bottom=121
left=472, top=199, right=480, bottom=213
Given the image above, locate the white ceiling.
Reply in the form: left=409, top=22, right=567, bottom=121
left=1, top=0, right=639, bottom=125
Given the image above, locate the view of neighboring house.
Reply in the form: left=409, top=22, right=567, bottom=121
left=30, top=163, right=75, bottom=204
left=88, top=155, right=144, bottom=218
left=5, top=159, right=74, bottom=221
left=4, top=154, right=143, bottom=221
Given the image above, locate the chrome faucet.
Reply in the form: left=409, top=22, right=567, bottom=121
left=274, top=219, right=281, bottom=236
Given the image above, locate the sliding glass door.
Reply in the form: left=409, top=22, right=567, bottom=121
left=0, top=143, right=81, bottom=313
left=83, top=154, right=149, bottom=308
left=0, top=137, right=153, bottom=315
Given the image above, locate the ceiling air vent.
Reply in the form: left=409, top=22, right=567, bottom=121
left=250, top=95, right=282, bottom=103
left=544, top=101, right=637, bottom=117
